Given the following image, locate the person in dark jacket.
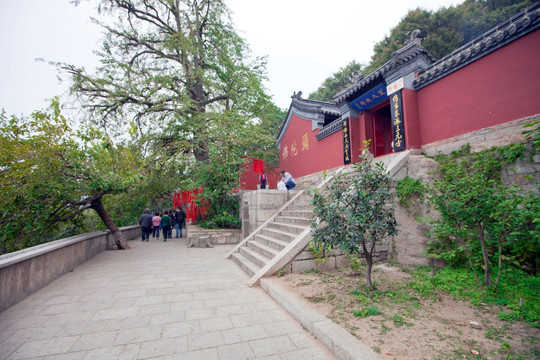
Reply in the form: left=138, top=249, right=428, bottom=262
left=160, top=211, right=173, bottom=242
left=173, top=207, right=186, bottom=238
left=139, top=208, right=153, bottom=241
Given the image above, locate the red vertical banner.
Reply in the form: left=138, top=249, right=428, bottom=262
left=252, top=158, right=264, bottom=173
left=180, top=189, right=206, bottom=223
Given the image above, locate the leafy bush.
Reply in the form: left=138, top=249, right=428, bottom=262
left=310, top=142, right=398, bottom=290
left=396, top=176, right=425, bottom=207
left=426, top=143, right=539, bottom=287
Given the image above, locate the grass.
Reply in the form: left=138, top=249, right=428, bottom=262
left=290, top=263, right=539, bottom=359
left=409, top=266, right=540, bottom=325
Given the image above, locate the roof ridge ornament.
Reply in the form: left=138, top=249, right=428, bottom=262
left=408, top=29, right=422, bottom=45
left=291, top=91, right=303, bottom=99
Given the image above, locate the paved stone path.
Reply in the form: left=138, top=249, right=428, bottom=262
left=0, top=237, right=335, bottom=360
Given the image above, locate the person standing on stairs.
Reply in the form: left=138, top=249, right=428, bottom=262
left=280, top=170, right=296, bottom=190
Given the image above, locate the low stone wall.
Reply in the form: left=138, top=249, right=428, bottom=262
left=0, top=225, right=140, bottom=313
left=281, top=243, right=390, bottom=275
left=187, top=225, right=242, bottom=246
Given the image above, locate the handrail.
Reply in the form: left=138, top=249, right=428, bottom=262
left=224, top=166, right=346, bottom=260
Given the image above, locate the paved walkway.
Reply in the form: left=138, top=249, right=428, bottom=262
left=0, top=237, right=335, bottom=360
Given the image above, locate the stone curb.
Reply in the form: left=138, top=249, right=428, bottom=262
left=260, top=277, right=380, bottom=360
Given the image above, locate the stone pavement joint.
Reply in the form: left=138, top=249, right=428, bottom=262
left=0, top=238, right=336, bottom=360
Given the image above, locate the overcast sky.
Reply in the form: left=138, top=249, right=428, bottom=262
left=0, top=0, right=463, bottom=117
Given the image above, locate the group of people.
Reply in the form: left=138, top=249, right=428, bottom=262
left=260, top=170, right=296, bottom=190
left=139, top=207, right=186, bottom=242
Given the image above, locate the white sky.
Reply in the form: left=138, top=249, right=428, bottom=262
left=0, top=0, right=463, bottom=117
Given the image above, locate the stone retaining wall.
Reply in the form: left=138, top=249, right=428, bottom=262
left=0, top=225, right=140, bottom=312
left=281, top=244, right=390, bottom=275
left=240, top=190, right=297, bottom=237
left=187, top=225, right=242, bottom=246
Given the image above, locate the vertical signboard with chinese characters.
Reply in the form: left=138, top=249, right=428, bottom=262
left=390, top=91, right=406, bottom=152
left=342, top=118, right=351, bottom=164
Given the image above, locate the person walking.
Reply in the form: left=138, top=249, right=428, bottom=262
left=139, top=208, right=153, bottom=241
left=174, top=207, right=185, bottom=238
left=280, top=170, right=296, bottom=190
left=160, top=210, right=173, bottom=242
left=152, top=212, right=162, bottom=239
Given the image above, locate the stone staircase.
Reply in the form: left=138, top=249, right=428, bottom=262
left=225, top=168, right=344, bottom=286
left=226, top=151, right=412, bottom=286
left=229, top=195, right=313, bottom=280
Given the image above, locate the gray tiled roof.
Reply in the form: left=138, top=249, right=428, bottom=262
left=413, top=3, right=540, bottom=89
left=333, top=43, right=435, bottom=104
left=290, top=96, right=340, bottom=116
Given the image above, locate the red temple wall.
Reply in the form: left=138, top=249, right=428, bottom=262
left=241, top=164, right=279, bottom=190
left=401, top=89, right=421, bottom=149
left=416, top=30, right=540, bottom=145
left=279, top=113, right=344, bottom=178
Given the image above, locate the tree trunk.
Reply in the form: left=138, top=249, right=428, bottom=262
left=478, top=225, right=491, bottom=286
left=361, top=238, right=374, bottom=290
left=91, top=197, right=130, bottom=250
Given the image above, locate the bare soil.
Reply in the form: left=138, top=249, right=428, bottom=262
left=275, top=264, right=539, bottom=360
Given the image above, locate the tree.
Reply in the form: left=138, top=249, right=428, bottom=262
left=308, top=61, right=365, bottom=103
left=62, top=0, right=273, bottom=162
left=191, top=109, right=278, bottom=228
left=366, top=0, right=532, bottom=72
left=427, top=144, right=539, bottom=286
left=310, top=144, right=398, bottom=290
left=0, top=100, right=141, bottom=253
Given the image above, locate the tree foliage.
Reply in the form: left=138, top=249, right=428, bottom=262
left=309, top=1, right=533, bottom=97
left=367, top=0, right=533, bottom=72
left=63, top=0, right=275, bottom=162
left=427, top=144, right=539, bottom=286
left=0, top=100, right=142, bottom=253
left=308, top=61, right=365, bottom=103
left=310, top=144, right=398, bottom=290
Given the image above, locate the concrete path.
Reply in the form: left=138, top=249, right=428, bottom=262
left=0, top=237, right=335, bottom=360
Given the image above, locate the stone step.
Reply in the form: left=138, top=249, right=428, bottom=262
left=230, top=252, right=260, bottom=278
left=239, top=245, right=271, bottom=268
left=260, top=227, right=297, bottom=242
left=247, top=240, right=280, bottom=260
left=275, top=216, right=311, bottom=226
left=266, top=221, right=307, bottom=234
left=280, top=210, right=313, bottom=218
left=255, top=233, right=290, bottom=251
left=285, top=204, right=313, bottom=211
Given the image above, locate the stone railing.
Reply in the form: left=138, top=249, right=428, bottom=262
left=0, top=226, right=140, bottom=312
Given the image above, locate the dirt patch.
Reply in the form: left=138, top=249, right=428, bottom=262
left=275, top=264, right=539, bottom=359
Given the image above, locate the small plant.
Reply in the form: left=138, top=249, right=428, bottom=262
left=277, top=269, right=286, bottom=277
left=346, top=255, right=364, bottom=273
left=308, top=240, right=331, bottom=265
left=396, top=176, right=425, bottom=207
left=392, top=314, right=404, bottom=327
left=353, top=306, right=381, bottom=318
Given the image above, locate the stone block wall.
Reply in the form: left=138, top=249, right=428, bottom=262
left=392, top=114, right=540, bottom=266
left=187, top=225, right=242, bottom=246
left=280, top=242, right=390, bottom=275
left=240, top=190, right=297, bottom=237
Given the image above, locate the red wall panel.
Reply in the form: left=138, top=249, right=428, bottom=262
left=417, top=31, right=540, bottom=145
left=279, top=114, right=344, bottom=178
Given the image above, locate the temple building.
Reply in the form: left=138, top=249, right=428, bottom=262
left=276, top=3, right=540, bottom=178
